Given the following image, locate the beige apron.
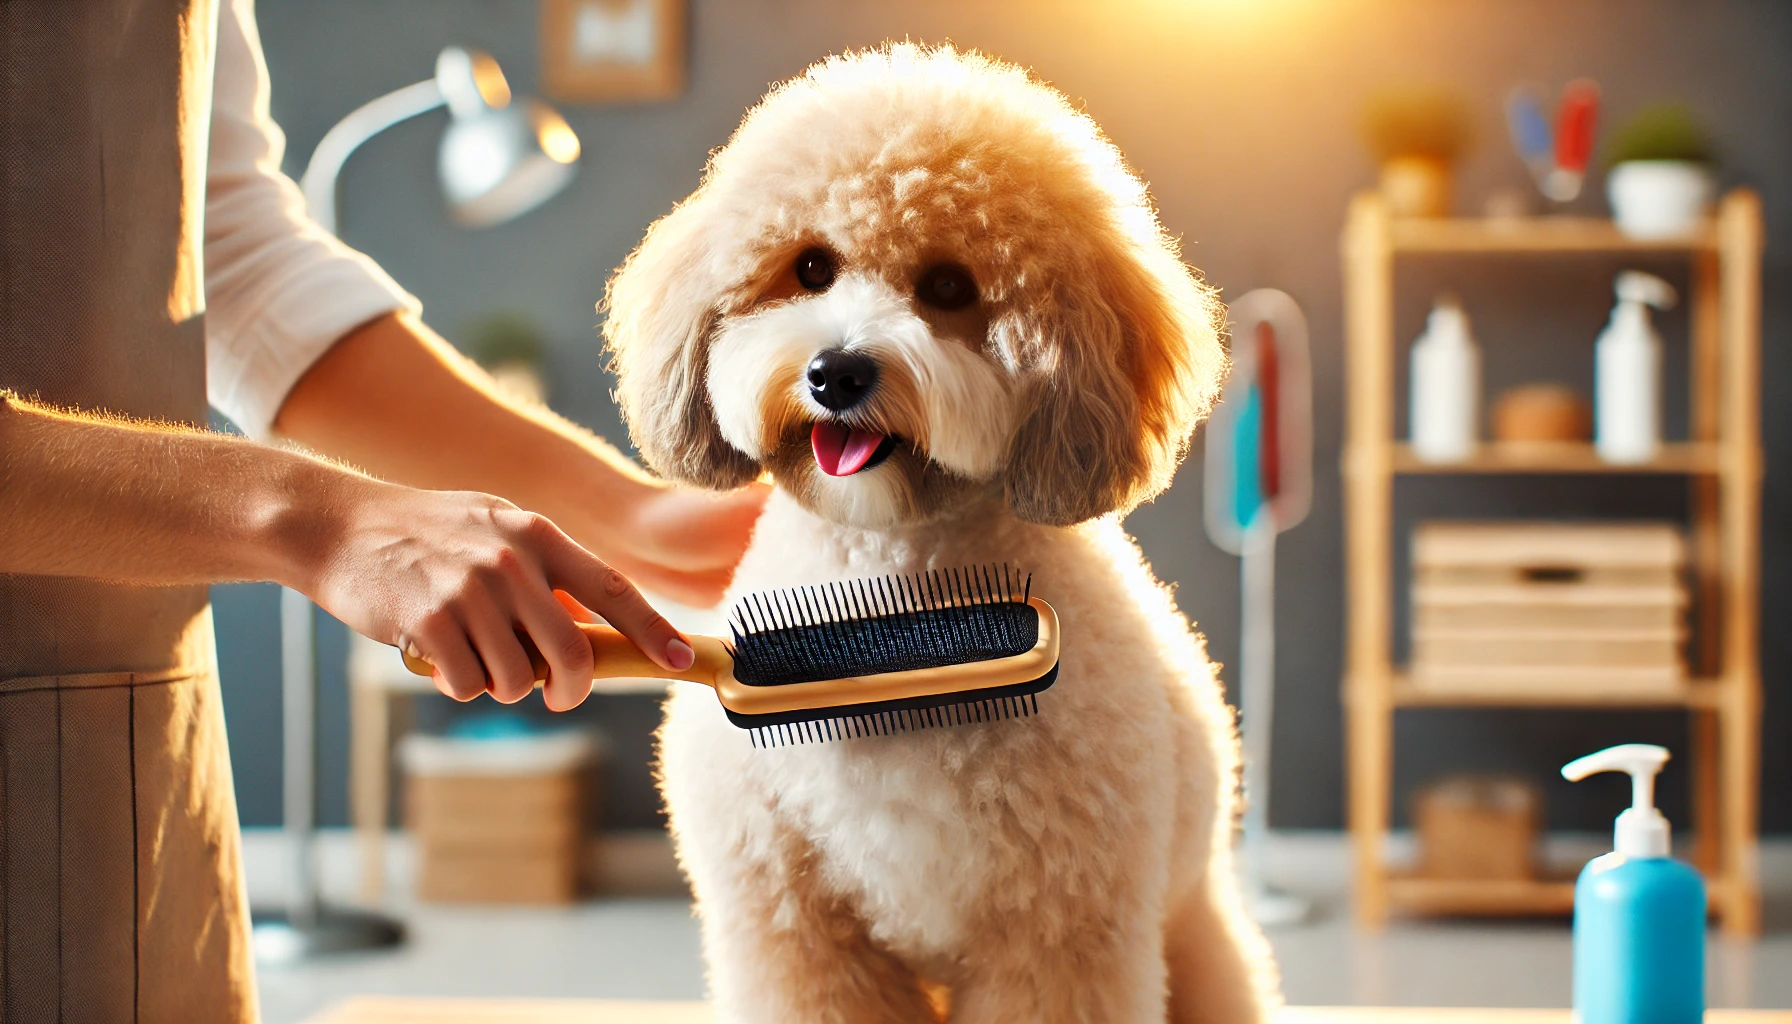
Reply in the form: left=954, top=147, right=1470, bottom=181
left=0, top=0, right=258, bottom=1020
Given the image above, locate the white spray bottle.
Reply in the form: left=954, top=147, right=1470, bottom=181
left=1409, top=295, right=1480, bottom=462
left=1595, top=271, right=1676, bottom=464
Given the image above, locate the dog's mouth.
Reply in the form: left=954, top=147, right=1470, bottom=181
left=811, top=421, right=899, bottom=477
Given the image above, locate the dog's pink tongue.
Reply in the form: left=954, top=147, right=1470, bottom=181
left=811, top=422, right=886, bottom=477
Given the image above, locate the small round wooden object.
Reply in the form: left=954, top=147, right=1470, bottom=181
left=1492, top=383, right=1591, bottom=444
left=1380, top=155, right=1453, bottom=218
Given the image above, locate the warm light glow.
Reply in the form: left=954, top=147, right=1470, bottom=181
left=1130, top=0, right=1326, bottom=32
left=471, top=52, right=512, bottom=109
left=534, top=109, right=581, bottom=164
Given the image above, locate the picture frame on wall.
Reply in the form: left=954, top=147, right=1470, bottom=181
left=541, top=0, right=685, bottom=103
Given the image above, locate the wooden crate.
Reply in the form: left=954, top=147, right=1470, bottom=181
left=401, top=733, right=597, bottom=905
left=1411, top=521, right=1687, bottom=690
left=1415, top=776, right=1540, bottom=881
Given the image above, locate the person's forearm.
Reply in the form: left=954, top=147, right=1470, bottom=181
left=274, top=311, right=652, bottom=547
left=0, top=391, right=349, bottom=588
left=276, top=312, right=766, bottom=607
left=0, top=388, right=692, bottom=707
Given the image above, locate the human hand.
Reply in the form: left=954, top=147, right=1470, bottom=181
left=304, top=479, right=693, bottom=710
left=575, top=480, right=770, bottom=608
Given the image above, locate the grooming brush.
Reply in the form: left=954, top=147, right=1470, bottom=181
left=402, top=565, right=1060, bottom=748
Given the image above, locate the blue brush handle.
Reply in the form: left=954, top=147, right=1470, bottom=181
left=1507, top=89, right=1554, bottom=169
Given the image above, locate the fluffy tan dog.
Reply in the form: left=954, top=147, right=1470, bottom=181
left=604, top=43, right=1279, bottom=1024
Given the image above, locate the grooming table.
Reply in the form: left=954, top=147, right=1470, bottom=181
left=304, top=999, right=1792, bottom=1023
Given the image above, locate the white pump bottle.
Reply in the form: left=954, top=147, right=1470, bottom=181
left=1561, top=743, right=1673, bottom=857
left=1595, top=271, right=1676, bottom=464
left=1410, top=296, right=1480, bottom=463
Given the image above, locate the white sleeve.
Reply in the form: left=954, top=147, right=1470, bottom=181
left=204, top=0, right=421, bottom=438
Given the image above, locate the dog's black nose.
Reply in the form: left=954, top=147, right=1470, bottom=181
left=806, top=350, right=878, bottom=411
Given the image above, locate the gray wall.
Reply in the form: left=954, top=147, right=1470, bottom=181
left=216, top=0, right=1792, bottom=832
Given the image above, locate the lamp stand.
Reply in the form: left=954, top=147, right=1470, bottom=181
left=250, top=588, right=404, bottom=963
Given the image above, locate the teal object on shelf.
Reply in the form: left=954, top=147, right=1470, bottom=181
left=1564, top=743, right=1705, bottom=1024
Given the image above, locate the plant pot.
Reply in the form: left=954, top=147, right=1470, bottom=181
left=1380, top=155, right=1453, bottom=218
left=1607, top=160, right=1714, bottom=239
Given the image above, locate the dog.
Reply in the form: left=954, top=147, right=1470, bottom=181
left=603, top=43, right=1279, bottom=1024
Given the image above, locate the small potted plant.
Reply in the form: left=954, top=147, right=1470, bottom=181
left=1361, top=87, right=1471, bottom=218
left=1604, top=104, right=1715, bottom=239
left=465, top=311, right=548, bottom=405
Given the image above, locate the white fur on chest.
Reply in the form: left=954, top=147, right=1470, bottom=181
left=761, top=730, right=999, bottom=958
left=664, top=490, right=1214, bottom=962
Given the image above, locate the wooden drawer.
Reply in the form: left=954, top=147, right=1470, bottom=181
left=1413, top=629, right=1683, bottom=668
left=1413, top=521, right=1686, bottom=570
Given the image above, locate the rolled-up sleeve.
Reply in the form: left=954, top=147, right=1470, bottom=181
left=204, top=0, right=420, bottom=438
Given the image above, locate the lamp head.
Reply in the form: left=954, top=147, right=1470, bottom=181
left=434, top=47, right=581, bottom=228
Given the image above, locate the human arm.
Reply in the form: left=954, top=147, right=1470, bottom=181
left=205, top=0, right=762, bottom=608
left=0, top=393, right=691, bottom=710
left=273, top=312, right=765, bottom=607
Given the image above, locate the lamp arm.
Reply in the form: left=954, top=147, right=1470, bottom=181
left=299, top=78, right=447, bottom=235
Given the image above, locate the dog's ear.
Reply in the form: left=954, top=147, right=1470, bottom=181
left=1002, top=237, right=1227, bottom=526
left=602, top=196, right=762, bottom=490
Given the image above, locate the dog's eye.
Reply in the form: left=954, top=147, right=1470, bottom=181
left=917, top=263, right=978, bottom=311
left=794, top=248, right=836, bottom=292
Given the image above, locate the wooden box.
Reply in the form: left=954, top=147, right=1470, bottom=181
left=1415, top=776, right=1540, bottom=881
left=401, top=732, right=598, bottom=905
left=1410, top=521, right=1687, bottom=693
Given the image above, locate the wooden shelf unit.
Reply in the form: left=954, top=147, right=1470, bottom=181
left=1388, top=671, right=1723, bottom=710
left=1341, top=190, right=1764, bottom=935
left=1391, top=441, right=1721, bottom=475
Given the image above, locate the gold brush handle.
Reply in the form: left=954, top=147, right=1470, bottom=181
left=401, top=622, right=728, bottom=689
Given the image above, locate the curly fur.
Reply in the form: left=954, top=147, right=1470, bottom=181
left=604, top=43, right=1277, bottom=1023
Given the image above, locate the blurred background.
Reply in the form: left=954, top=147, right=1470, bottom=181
left=215, top=0, right=1792, bottom=1017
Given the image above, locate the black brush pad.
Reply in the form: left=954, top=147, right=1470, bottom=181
left=730, top=602, right=1040, bottom=686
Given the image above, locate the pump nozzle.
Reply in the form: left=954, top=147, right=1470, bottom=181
left=1614, top=271, right=1676, bottom=311
left=1562, top=743, right=1672, bottom=858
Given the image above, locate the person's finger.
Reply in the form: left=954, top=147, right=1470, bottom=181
left=530, top=522, right=691, bottom=672
left=516, top=585, right=596, bottom=712
left=554, top=589, right=601, bottom=623
left=460, top=589, right=537, bottom=704
left=410, top=614, right=487, bottom=701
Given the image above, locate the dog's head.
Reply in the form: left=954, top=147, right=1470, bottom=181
left=604, top=44, right=1226, bottom=529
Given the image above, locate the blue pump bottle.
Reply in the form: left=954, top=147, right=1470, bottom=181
left=1562, top=744, right=1704, bottom=1024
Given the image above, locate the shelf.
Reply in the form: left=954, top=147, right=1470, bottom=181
left=1390, top=215, right=1716, bottom=255
left=1344, top=189, right=1763, bottom=935
left=1386, top=875, right=1577, bottom=916
left=1387, top=670, right=1721, bottom=709
left=1390, top=442, right=1720, bottom=475
left=1385, top=871, right=1741, bottom=920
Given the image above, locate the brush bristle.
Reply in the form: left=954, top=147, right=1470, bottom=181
left=748, top=693, right=1041, bottom=749
left=724, top=565, right=1049, bottom=746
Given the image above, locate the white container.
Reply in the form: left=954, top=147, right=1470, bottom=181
left=1608, top=161, right=1714, bottom=239
left=1595, top=271, right=1676, bottom=464
left=1409, top=297, right=1481, bottom=462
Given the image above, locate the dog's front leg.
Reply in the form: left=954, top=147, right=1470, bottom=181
left=695, top=825, right=940, bottom=1024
